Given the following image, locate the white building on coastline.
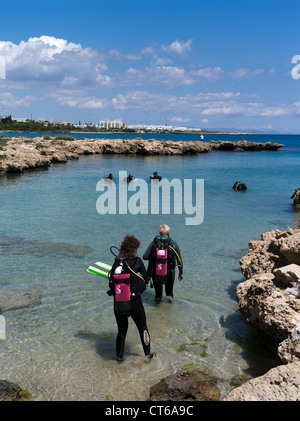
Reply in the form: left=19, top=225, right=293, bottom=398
left=99, top=120, right=126, bottom=129
left=127, top=124, right=202, bottom=132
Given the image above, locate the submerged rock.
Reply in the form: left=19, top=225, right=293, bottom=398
left=149, top=369, right=220, bottom=401
left=0, top=289, right=42, bottom=312
left=0, top=380, right=32, bottom=401
left=0, top=234, right=92, bottom=258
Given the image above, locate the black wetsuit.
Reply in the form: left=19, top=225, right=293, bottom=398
left=109, top=256, right=150, bottom=359
left=143, top=237, right=183, bottom=300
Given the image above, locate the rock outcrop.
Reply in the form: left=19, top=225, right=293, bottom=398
left=225, top=228, right=300, bottom=400
left=224, top=361, right=300, bottom=401
left=0, top=136, right=284, bottom=174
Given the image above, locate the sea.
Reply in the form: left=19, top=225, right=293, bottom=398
left=0, top=132, right=299, bottom=401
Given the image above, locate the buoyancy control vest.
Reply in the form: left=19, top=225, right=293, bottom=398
left=110, top=257, right=147, bottom=315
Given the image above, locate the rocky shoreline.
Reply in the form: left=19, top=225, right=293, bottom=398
left=224, top=228, right=300, bottom=401
left=0, top=135, right=284, bottom=174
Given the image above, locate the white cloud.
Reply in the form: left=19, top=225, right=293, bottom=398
left=0, top=35, right=293, bottom=126
left=116, top=66, right=195, bottom=87
left=228, top=68, right=264, bottom=79
left=171, top=116, right=192, bottom=123
left=0, top=36, right=269, bottom=94
left=140, top=46, right=155, bottom=55
left=108, top=49, right=142, bottom=61
left=162, top=39, right=193, bottom=57
left=30, top=85, right=300, bottom=124
left=111, top=91, right=243, bottom=113
left=110, top=90, right=300, bottom=119
left=0, top=92, right=36, bottom=108
left=0, top=36, right=109, bottom=87
left=152, top=57, right=173, bottom=66
left=49, top=91, right=109, bottom=109
left=191, top=66, right=225, bottom=81
left=200, top=101, right=291, bottom=117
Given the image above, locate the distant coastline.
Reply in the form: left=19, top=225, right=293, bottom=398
left=0, top=117, right=270, bottom=136
left=1, top=129, right=266, bottom=136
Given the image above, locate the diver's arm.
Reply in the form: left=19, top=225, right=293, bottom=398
left=143, top=242, right=154, bottom=260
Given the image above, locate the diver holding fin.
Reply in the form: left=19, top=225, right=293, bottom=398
left=107, top=235, right=156, bottom=363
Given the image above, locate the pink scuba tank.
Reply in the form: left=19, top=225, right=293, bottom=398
left=155, top=248, right=168, bottom=284
left=113, top=268, right=132, bottom=315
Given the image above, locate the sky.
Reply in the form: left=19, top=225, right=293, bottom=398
left=0, top=0, right=300, bottom=133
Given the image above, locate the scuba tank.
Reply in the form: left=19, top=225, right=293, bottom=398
left=153, top=236, right=182, bottom=284
left=108, top=246, right=147, bottom=315
left=112, top=261, right=132, bottom=316
left=155, top=238, right=169, bottom=284
left=155, top=247, right=168, bottom=284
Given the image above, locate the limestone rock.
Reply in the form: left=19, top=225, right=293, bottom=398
left=236, top=228, right=300, bottom=368
left=273, top=264, right=300, bottom=287
left=224, top=361, right=300, bottom=401
left=278, top=338, right=300, bottom=364
left=278, top=232, right=300, bottom=265
left=0, top=136, right=284, bottom=174
left=236, top=273, right=300, bottom=343
left=239, top=229, right=289, bottom=279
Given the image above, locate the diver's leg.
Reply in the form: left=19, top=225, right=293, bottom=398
left=114, top=313, right=128, bottom=361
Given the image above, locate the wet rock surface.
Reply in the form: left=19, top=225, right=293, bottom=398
left=0, top=380, right=32, bottom=401
left=227, top=228, right=300, bottom=401
left=149, top=369, right=221, bottom=401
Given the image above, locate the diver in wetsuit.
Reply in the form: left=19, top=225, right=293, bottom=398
left=143, top=224, right=183, bottom=303
left=108, top=235, right=155, bottom=362
left=149, top=171, right=162, bottom=181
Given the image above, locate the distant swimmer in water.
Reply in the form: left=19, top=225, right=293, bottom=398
left=149, top=171, right=162, bottom=181
left=127, top=174, right=133, bottom=183
left=105, top=173, right=114, bottom=181
left=232, top=181, right=247, bottom=191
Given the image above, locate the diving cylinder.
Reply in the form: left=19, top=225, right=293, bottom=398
left=113, top=261, right=132, bottom=315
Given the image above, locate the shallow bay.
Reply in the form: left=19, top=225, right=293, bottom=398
left=0, top=133, right=299, bottom=400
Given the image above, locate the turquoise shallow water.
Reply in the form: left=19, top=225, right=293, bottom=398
left=0, top=133, right=299, bottom=400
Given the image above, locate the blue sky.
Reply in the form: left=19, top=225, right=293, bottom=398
left=0, top=0, right=300, bottom=132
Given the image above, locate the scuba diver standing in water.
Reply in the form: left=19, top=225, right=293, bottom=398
left=108, top=235, right=156, bottom=362
left=143, top=224, right=183, bottom=303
